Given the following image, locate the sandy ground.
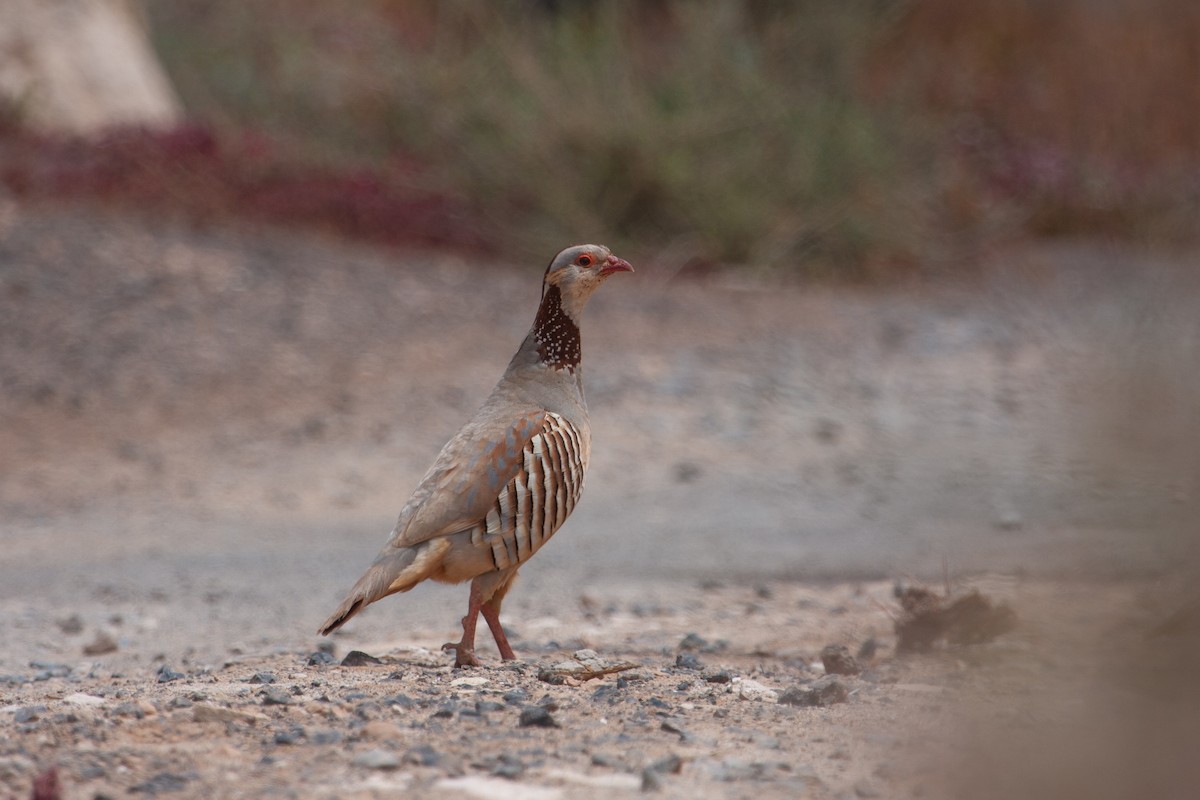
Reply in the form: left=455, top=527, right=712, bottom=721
left=1, top=201, right=1199, bottom=798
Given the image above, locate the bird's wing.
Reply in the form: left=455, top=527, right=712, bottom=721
left=462, top=411, right=588, bottom=572
left=387, top=408, right=549, bottom=548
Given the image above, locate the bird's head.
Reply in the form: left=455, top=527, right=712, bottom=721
left=541, top=244, right=634, bottom=319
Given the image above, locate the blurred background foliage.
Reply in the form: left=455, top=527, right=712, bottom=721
left=6, top=0, right=1199, bottom=276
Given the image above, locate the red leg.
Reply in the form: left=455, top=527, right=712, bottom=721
left=442, top=580, right=484, bottom=668
left=480, top=601, right=516, bottom=661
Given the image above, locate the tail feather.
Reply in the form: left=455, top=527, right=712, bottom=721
left=317, top=545, right=423, bottom=635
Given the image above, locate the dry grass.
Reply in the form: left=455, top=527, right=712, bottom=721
left=17, top=0, right=1191, bottom=274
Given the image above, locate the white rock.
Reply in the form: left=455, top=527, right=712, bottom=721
left=63, top=693, right=105, bottom=707
left=735, top=679, right=779, bottom=702
left=450, top=676, right=489, bottom=687
left=543, top=768, right=641, bottom=790
left=434, top=776, right=563, bottom=800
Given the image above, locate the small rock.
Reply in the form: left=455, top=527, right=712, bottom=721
left=678, top=633, right=709, bottom=651
left=261, top=687, right=291, bottom=706
left=489, top=753, right=526, bottom=779
left=274, top=726, right=305, bottom=745
left=14, top=706, right=45, bottom=723
left=476, top=700, right=505, bottom=714
left=307, top=651, right=336, bottom=666
left=57, top=615, right=84, bottom=635
left=63, top=693, right=105, bottom=708
left=383, top=693, right=416, bottom=709
left=352, top=748, right=400, bottom=770
left=660, top=718, right=689, bottom=740
left=30, top=661, right=71, bottom=680
left=518, top=706, right=559, bottom=728
left=735, top=678, right=779, bottom=702
left=572, top=649, right=606, bottom=671
left=703, top=669, right=732, bottom=684
left=430, top=702, right=457, bottom=719
left=642, top=754, right=683, bottom=790
left=341, top=650, right=383, bottom=667
left=778, top=676, right=849, bottom=707
left=503, top=689, right=530, bottom=706
left=404, top=743, right=442, bottom=767
left=820, top=644, right=862, bottom=676
left=113, top=701, right=155, bottom=719
left=193, top=704, right=264, bottom=724
left=450, top=675, right=489, bottom=687
left=641, top=768, right=665, bottom=791
left=168, top=695, right=193, bottom=709
left=156, top=664, right=184, bottom=683
left=82, top=631, right=118, bottom=656
left=248, top=672, right=276, bottom=685
left=675, top=652, right=703, bottom=670
left=129, top=772, right=193, bottom=794
left=311, top=730, right=343, bottom=745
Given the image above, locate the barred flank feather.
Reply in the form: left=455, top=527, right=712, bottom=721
left=474, top=413, right=586, bottom=571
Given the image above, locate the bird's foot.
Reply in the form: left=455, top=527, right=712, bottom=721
left=442, top=641, right=481, bottom=668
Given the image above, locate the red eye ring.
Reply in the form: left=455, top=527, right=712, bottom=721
left=577, top=254, right=592, bottom=267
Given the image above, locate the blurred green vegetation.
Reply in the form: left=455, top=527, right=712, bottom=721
left=143, top=0, right=1198, bottom=275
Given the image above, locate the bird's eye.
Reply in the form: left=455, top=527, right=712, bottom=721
left=577, top=254, right=593, bottom=267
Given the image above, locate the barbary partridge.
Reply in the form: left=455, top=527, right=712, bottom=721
left=318, top=244, right=633, bottom=667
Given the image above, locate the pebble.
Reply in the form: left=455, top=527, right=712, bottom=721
left=820, top=644, right=862, bottom=676
left=113, top=700, right=156, bottom=719
left=430, top=701, right=457, bottom=719
left=489, top=753, right=525, bottom=779
left=703, top=669, right=733, bottom=684
left=14, top=706, right=45, bottom=723
left=571, top=649, right=606, bottom=671
left=383, top=693, right=417, bottom=709
left=404, top=743, right=442, bottom=767
left=341, top=650, right=383, bottom=667
left=156, top=664, right=184, bottom=683
left=130, top=772, right=194, bottom=794
left=735, top=678, right=780, bottom=702
left=678, top=633, right=709, bottom=651
left=502, top=689, right=529, bottom=706
left=660, top=718, right=689, bottom=741
left=311, top=730, right=343, bottom=745
left=63, top=693, right=105, bottom=708
left=261, top=687, right=291, bottom=706
left=675, top=652, right=704, bottom=670
left=30, top=661, right=71, bottom=681
left=641, top=754, right=683, bottom=791
left=274, top=726, right=305, bottom=745
left=518, top=706, right=559, bottom=728
left=307, top=651, right=336, bottom=666
left=83, top=632, right=118, bottom=656
left=193, top=704, right=264, bottom=724
left=352, top=748, right=401, bottom=770
left=778, top=676, right=848, bottom=707
left=450, top=675, right=489, bottom=687
left=248, top=672, right=276, bottom=684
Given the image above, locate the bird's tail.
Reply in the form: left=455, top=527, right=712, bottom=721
left=317, top=544, right=428, bottom=635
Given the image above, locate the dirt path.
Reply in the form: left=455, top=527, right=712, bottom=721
left=1, top=203, right=1198, bottom=797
